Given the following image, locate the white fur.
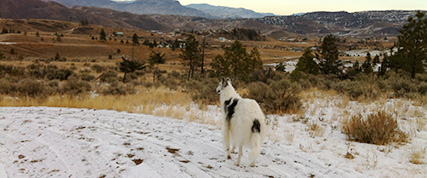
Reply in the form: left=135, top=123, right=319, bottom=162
left=216, top=78, right=266, bottom=167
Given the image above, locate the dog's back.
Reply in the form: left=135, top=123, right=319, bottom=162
left=230, top=98, right=266, bottom=147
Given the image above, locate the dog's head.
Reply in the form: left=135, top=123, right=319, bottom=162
left=216, top=77, right=231, bottom=94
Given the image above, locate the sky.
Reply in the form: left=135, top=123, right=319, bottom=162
left=113, top=0, right=427, bottom=15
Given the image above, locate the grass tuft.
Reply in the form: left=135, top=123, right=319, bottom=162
left=342, top=111, right=408, bottom=145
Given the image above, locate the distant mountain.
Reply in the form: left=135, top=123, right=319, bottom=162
left=44, top=0, right=213, bottom=18
left=186, top=3, right=275, bottom=19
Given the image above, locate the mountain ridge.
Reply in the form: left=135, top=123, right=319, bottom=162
left=185, top=3, right=275, bottom=19
left=44, top=0, right=214, bottom=18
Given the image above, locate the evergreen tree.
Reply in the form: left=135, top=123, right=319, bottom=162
left=275, top=62, right=286, bottom=72
left=132, top=33, right=139, bottom=45
left=99, top=29, right=107, bottom=41
left=149, top=51, right=166, bottom=83
left=119, top=57, right=146, bottom=82
left=372, top=54, right=380, bottom=65
left=149, top=51, right=166, bottom=67
left=318, top=34, right=342, bottom=76
left=293, top=48, right=319, bottom=75
left=55, top=52, right=61, bottom=61
left=378, top=53, right=390, bottom=77
left=361, top=52, right=373, bottom=74
left=211, top=40, right=262, bottom=81
left=353, top=60, right=361, bottom=72
left=394, top=11, right=427, bottom=78
left=180, top=35, right=201, bottom=80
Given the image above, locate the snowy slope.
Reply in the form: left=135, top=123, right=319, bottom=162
left=0, top=102, right=425, bottom=177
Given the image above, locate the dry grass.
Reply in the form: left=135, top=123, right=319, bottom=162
left=342, top=111, right=408, bottom=145
left=0, top=86, right=197, bottom=119
left=410, top=147, right=426, bottom=165
left=307, top=122, right=325, bottom=137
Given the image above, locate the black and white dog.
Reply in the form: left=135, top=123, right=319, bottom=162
left=216, top=78, right=266, bottom=167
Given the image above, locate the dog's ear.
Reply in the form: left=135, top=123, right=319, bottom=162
left=222, top=77, right=228, bottom=87
left=226, top=77, right=231, bottom=83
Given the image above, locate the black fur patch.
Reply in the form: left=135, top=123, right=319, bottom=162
left=224, top=98, right=232, bottom=112
left=252, top=119, right=261, bottom=133
left=225, top=98, right=239, bottom=122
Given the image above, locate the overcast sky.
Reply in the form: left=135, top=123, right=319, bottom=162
left=113, top=0, right=426, bottom=15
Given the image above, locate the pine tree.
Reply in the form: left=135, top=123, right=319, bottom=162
left=149, top=51, right=166, bottom=83
left=293, top=48, right=319, bottom=75
left=149, top=51, right=166, bottom=67
left=353, top=60, right=361, bottom=72
left=211, top=40, right=262, bottom=81
left=372, top=55, right=380, bottom=65
left=362, top=52, right=373, bottom=74
left=119, top=57, right=146, bottom=82
left=132, top=33, right=139, bottom=45
left=378, top=53, right=390, bottom=77
left=318, top=34, right=342, bottom=76
left=394, top=11, right=427, bottom=78
left=275, top=62, right=286, bottom=72
left=180, top=35, right=201, bottom=80
left=99, top=29, right=107, bottom=41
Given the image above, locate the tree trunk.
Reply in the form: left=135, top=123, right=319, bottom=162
left=123, top=72, right=127, bottom=83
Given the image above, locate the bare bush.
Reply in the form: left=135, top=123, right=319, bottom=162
left=61, top=80, right=92, bottom=95
left=100, top=81, right=136, bottom=95
left=16, top=79, right=51, bottom=98
left=247, top=79, right=302, bottom=114
left=342, top=111, right=408, bottom=145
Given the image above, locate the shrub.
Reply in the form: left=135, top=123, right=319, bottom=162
left=92, top=64, right=106, bottom=73
left=100, top=82, right=135, bottom=95
left=183, top=77, right=219, bottom=104
left=247, top=79, right=302, bottom=114
left=342, top=111, right=408, bottom=145
left=81, top=73, right=95, bottom=81
left=99, top=70, right=119, bottom=83
left=16, top=79, right=50, bottom=98
left=61, top=80, right=92, bottom=95
left=0, top=79, right=12, bottom=94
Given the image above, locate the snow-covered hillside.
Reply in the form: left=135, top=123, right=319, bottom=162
left=0, top=96, right=425, bottom=178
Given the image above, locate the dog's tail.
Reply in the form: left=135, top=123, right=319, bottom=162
left=249, top=119, right=261, bottom=163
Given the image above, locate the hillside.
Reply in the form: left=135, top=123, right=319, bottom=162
left=44, top=0, right=213, bottom=18
left=186, top=3, right=275, bottom=19
left=257, top=11, right=424, bottom=36
left=0, top=0, right=169, bottom=30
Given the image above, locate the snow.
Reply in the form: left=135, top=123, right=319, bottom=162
left=0, top=94, right=426, bottom=178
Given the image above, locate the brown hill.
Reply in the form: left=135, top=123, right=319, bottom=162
left=0, top=0, right=169, bottom=30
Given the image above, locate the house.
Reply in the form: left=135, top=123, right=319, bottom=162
left=114, top=32, right=124, bottom=37
left=218, top=37, right=227, bottom=42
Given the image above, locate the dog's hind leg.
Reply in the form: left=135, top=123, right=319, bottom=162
left=223, top=124, right=231, bottom=159
left=235, top=145, right=243, bottom=166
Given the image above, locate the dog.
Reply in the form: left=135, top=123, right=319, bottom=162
left=216, top=77, right=266, bottom=167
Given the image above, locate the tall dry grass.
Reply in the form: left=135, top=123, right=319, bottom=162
left=0, top=86, right=198, bottom=119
